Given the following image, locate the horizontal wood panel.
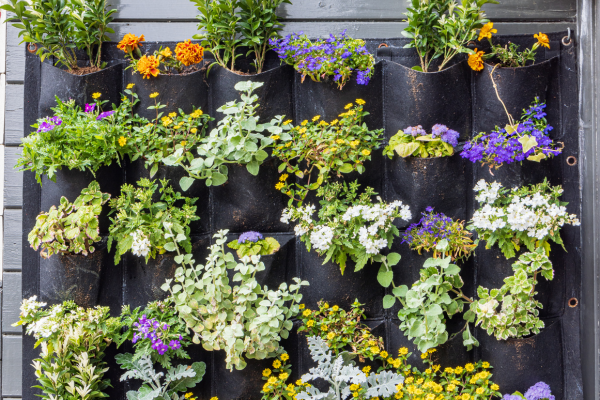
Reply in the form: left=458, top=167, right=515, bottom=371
left=3, top=210, right=22, bottom=272
left=2, top=272, right=22, bottom=332
left=6, top=24, right=24, bottom=83
left=4, top=146, right=22, bottom=208
left=5, top=85, right=23, bottom=146
left=111, top=0, right=576, bottom=21
left=2, top=335, right=22, bottom=396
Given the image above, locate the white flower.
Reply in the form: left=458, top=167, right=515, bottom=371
left=280, top=208, right=292, bottom=224
left=131, top=230, right=151, bottom=258
left=294, top=224, right=309, bottom=237
left=310, top=225, right=334, bottom=251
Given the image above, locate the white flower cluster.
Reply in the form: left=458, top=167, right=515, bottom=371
left=472, top=180, right=580, bottom=240
left=26, top=302, right=63, bottom=338
left=310, top=225, right=335, bottom=251
left=131, top=229, right=151, bottom=257
left=19, top=295, right=46, bottom=318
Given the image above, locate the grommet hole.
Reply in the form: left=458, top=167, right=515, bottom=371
left=27, top=43, right=38, bottom=53
left=566, top=156, right=577, bottom=166
left=378, top=43, right=388, bottom=48
left=568, top=298, right=578, bottom=308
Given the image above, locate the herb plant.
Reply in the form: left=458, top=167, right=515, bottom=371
left=402, top=0, right=497, bottom=72
left=163, top=81, right=289, bottom=189
left=1, top=0, right=116, bottom=71
left=281, top=181, right=411, bottom=274
left=270, top=31, right=376, bottom=88
left=461, top=98, right=563, bottom=168
left=28, top=181, right=110, bottom=258
left=227, top=231, right=281, bottom=258
left=162, top=229, right=309, bottom=370
left=403, top=207, right=476, bottom=261
left=108, top=178, right=199, bottom=264
left=273, top=100, right=383, bottom=204
left=469, top=179, right=580, bottom=259
left=14, top=297, right=121, bottom=400
left=383, top=124, right=460, bottom=158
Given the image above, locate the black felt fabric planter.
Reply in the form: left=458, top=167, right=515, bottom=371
left=383, top=60, right=472, bottom=141
left=39, top=241, right=107, bottom=308
left=208, top=64, right=295, bottom=126
left=473, top=58, right=557, bottom=134
left=472, top=159, right=556, bottom=191
left=386, top=155, right=467, bottom=228
left=126, top=68, right=209, bottom=120
left=38, top=62, right=123, bottom=117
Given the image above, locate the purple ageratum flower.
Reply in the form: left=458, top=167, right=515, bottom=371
left=503, top=395, right=524, bottom=400
left=441, top=128, right=459, bottom=147
left=524, top=382, right=555, bottom=400
left=431, top=124, right=448, bottom=138
left=85, top=103, right=96, bottom=113
left=96, top=111, right=115, bottom=121
left=404, top=125, right=427, bottom=137
left=238, top=231, right=264, bottom=244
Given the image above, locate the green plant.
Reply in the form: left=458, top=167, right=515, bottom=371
left=272, top=100, right=383, bottom=204
left=402, top=0, right=497, bottom=72
left=107, top=178, right=199, bottom=264
left=227, top=231, right=280, bottom=258
left=28, top=181, right=110, bottom=258
left=162, top=229, right=309, bottom=370
left=260, top=352, right=293, bottom=400
left=469, top=179, right=580, bottom=259
left=470, top=248, right=554, bottom=340
left=163, top=81, right=289, bottom=189
left=281, top=181, right=411, bottom=274
left=116, top=353, right=206, bottom=400
left=383, top=124, right=459, bottom=159
left=1, top=0, right=116, bottom=71
left=14, top=297, right=121, bottom=400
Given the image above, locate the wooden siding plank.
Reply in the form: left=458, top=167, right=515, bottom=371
left=4, top=147, right=21, bottom=208
left=6, top=24, right=24, bottom=84
left=3, top=210, right=22, bottom=273
left=5, top=84, right=23, bottom=146
left=2, top=335, right=22, bottom=397
left=2, top=273, right=22, bottom=333
left=110, top=0, right=576, bottom=21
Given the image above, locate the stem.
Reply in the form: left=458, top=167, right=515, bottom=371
left=490, top=64, right=515, bottom=126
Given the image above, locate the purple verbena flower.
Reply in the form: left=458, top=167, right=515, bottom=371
left=238, top=231, right=264, bottom=244
left=97, top=111, right=115, bottom=120
left=85, top=103, right=96, bottom=113
left=37, top=121, right=56, bottom=133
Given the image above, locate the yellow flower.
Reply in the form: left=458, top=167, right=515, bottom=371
left=534, top=32, right=550, bottom=49
left=362, top=366, right=371, bottom=373
left=405, top=377, right=414, bottom=384
left=299, top=304, right=305, bottom=309
left=469, top=377, right=477, bottom=384
left=323, top=303, right=330, bottom=309
left=425, top=369, right=432, bottom=374
left=299, top=127, right=307, bottom=134
left=92, top=92, right=101, bottom=99
left=268, top=376, right=277, bottom=384
left=160, top=47, right=173, bottom=58
left=296, top=380, right=303, bottom=386
left=280, top=174, right=289, bottom=181
left=150, top=92, right=159, bottom=98
left=327, top=332, right=335, bottom=340
left=191, top=128, right=198, bottom=134
left=433, top=364, right=441, bottom=372
left=312, top=115, right=321, bottom=122
left=162, top=118, right=172, bottom=127
left=352, top=393, right=359, bottom=398
left=350, top=384, right=360, bottom=391
left=280, top=353, right=289, bottom=361
left=126, top=83, right=135, bottom=89
left=482, top=361, right=490, bottom=368
left=210, top=398, right=218, bottom=400
left=478, top=22, right=497, bottom=41
left=491, top=384, right=499, bottom=391
left=279, top=372, right=289, bottom=380
left=446, top=384, right=456, bottom=392
left=398, top=347, right=408, bottom=356
left=301, top=120, right=308, bottom=126
left=283, top=119, right=292, bottom=125
left=273, top=360, right=282, bottom=369
left=175, top=39, right=204, bottom=66
left=428, top=349, right=437, bottom=354
left=454, top=366, right=464, bottom=374
left=462, top=394, right=470, bottom=400
left=344, top=103, right=353, bottom=110
left=371, top=346, right=380, bottom=354
left=302, top=309, right=311, bottom=317
left=476, top=388, right=485, bottom=395
left=180, top=141, right=187, bottom=146
left=185, top=393, right=193, bottom=399
left=271, top=135, right=280, bottom=140
left=426, top=394, right=435, bottom=400
left=319, top=120, right=328, bottom=126
left=169, top=112, right=177, bottom=118
left=444, top=367, right=454, bottom=374
left=118, top=33, right=145, bottom=52
left=421, top=353, right=428, bottom=359
left=191, top=109, right=203, bottom=118
left=336, top=139, right=345, bottom=144
left=393, top=359, right=402, bottom=368
left=330, top=119, right=339, bottom=125
left=137, top=55, right=161, bottom=79
left=468, top=48, right=485, bottom=71
left=321, top=325, right=328, bottom=331
left=380, top=351, right=389, bottom=359
left=275, top=182, right=285, bottom=190
left=361, top=149, right=371, bottom=156
left=387, top=358, right=394, bottom=363
left=307, top=320, right=315, bottom=327
left=263, top=368, right=272, bottom=377
left=478, top=371, right=489, bottom=379
left=465, top=363, right=475, bottom=372
left=330, top=147, right=337, bottom=152
left=350, top=140, right=360, bottom=148
left=417, top=378, right=424, bottom=384
left=118, top=136, right=127, bottom=146
left=355, top=99, right=366, bottom=105
left=285, top=142, right=292, bottom=147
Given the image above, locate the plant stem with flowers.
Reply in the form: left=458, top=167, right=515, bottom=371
left=384, top=124, right=460, bottom=159
left=261, top=353, right=294, bottom=400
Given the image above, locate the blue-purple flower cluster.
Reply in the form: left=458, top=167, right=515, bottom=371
left=503, top=382, right=554, bottom=400
left=85, top=103, right=96, bottom=113
left=238, top=231, right=264, bottom=244
left=403, top=124, right=459, bottom=146
left=97, top=110, right=115, bottom=121
left=269, top=30, right=375, bottom=89
left=132, top=314, right=182, bottom=355
left=403, top=207, right=452, bottom=247
left=36, top=116, right=62, bottom=133
left=461, top=98, right=561, bottom=166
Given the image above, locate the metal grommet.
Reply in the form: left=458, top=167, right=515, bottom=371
left=566, top=156, right=577, bottom=166
left=562, top=27, right=572, bottom=46
left=568, top=298, right=578, bottom=308
left=27, top=43, right=37, bottom=53
left=378, top=43, right=388, bottom=48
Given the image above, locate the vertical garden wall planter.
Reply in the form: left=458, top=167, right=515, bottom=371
left=473, top=58, right=557, bottom=134
left=38, top=61, right=123, bottom=117
left=39, top=240, right=107, bottom=308
left=126, top=68, right=209, bottom=120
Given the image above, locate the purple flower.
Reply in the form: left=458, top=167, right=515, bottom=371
left=524, top=382, right=554, bottom=400
left=97, top=111, right=115, bottom=120
left=441, top=129, right=459, bottom=147
left=49, top=116, right=62, bottom=126
left=431, top=124, right=448, bottom=138
left=238, top=231, right=264, bottom=244
left=85, top=103, right=96, bottom=113
left=37, top=121, right=56, bottom=133
left=404, top=125, right=426, bottom=137
left=503, top=395, right=524, bottom=400
left=356, top=69, right=371, bottom=85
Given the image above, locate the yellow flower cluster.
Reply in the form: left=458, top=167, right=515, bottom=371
left=190, top=109, right=204, bottom=118
left=175, top=39, right=204, bottom=66
left=137, top=55, right=160, bottom=79
left=261, top=353, right=294, bottom=398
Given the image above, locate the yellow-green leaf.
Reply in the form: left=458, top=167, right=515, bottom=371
left=518, top=135, right=538, bottom=153
left=394, top=143, right=420, bottom=158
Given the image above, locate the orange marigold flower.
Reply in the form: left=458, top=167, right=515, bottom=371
left=468, top=48, right=485, bottom=71
left=118, top=33, right=145, bottom=53
left=160, top=47, right=173, bottom=58
left=138, top=55, right=160, bottom=79
left=478, top=22, right=497, bottom=41
left=175, top=39, right=204, bottom=67
left=534, top=32, right=550, bottom=49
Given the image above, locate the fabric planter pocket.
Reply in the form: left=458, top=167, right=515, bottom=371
left=477, top=321, right=564, bottom=398
left=39, top=240, right=107, bottom=308
left=208, top=64, right=295, bottom=127
left=473, top=159, right=554, bottom=189
left=383, top=60, right=472, bottom=142
left=297, top=242, right=385, bottom=319
left=473, top=58, right=557, bottom=135
left=41, top=166, right=124, bottom=234
left=126, top=68, right=209, bottom=120
left=38, top=61, right=123, bottom=118
left=211, top=158, right=293, bottom=233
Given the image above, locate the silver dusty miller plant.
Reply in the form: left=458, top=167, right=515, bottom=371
left=296, top=336, right=404, bottom=400
left=162, top=229, right=309, bottom=371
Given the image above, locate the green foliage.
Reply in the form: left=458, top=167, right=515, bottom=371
left=470, top=248, right=553, bottom=340
left=402, top=0, right=497, bottom=72
left=383, top=129, right=454, bottom=159
left=227, top=236, right=281, bottom=258
left=14, top=298, right=121, bottom=400
left=116, top=353, right=206, bottom=400
left=281, top=181, right=410, bottom=274
left=28, top=181, right=110, bottom=258
left=477, top=24, right=549, bottom=68
left=162, top=229, right=309, bottom=371
left=163, top=81, right=289, bottom=188
left=272, top=101, right=383, bottom=204
left=107, top=178, right=199, bottom=264
left=1, top=0, right=116, bottom=70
